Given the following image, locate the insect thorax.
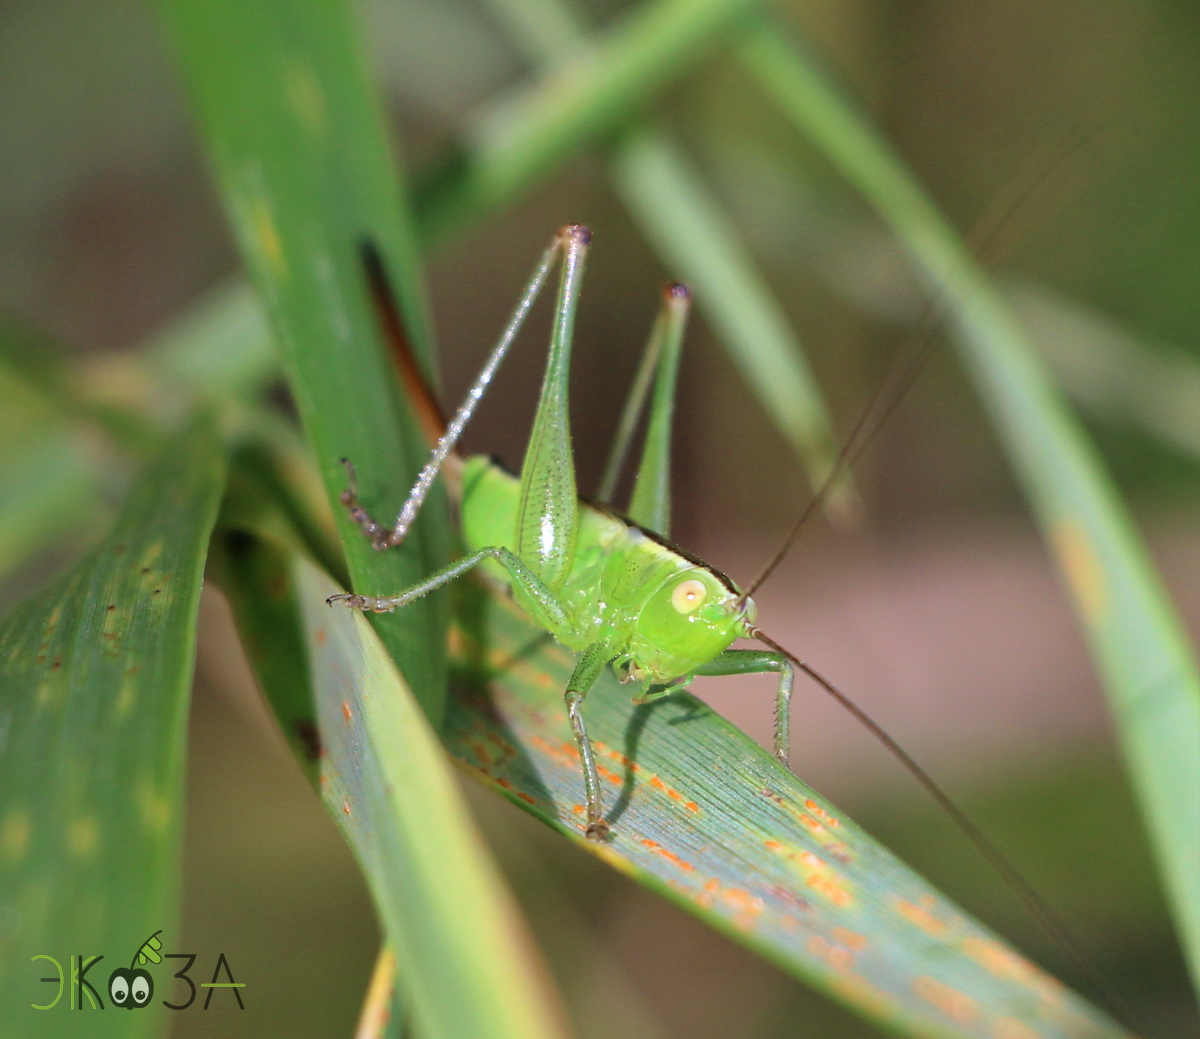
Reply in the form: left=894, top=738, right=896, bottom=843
left=460, top=455, right=748, bottom=683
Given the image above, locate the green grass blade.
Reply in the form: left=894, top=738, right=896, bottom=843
left=134, top=280, right=276, bottom=402
left=415, top=0, right=759, bottom=242
left=444, top=580, right=1130, bottom=1039
left=161, top=0, right=452, bottom=725
left=213, top=527, right=569, bottom=1039
left=0, top=420, right=224, bottom=1037
left=298, top=560, right=568, bottom=1039
left=1007, top=281, right=1200, bottom=461
left=611, top=127, right=841, bottom=497
left=0, top=346, right=106, bottom=584
left=0, top=426, right=99, bottom=583
left=738, top=17, right=1200, bottom=990
left=475, top=0, right=846, bottom=501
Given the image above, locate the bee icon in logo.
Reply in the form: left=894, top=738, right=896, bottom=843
left=108, top=929, right=162, bottom=1010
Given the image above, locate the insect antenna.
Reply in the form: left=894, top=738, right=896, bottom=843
left=747, top=624, right=1141, bottom=1031
left=739, top=122, right=1112, bottom=603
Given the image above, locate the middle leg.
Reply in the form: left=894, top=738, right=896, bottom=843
left=693, top=649, right=795, bottom=764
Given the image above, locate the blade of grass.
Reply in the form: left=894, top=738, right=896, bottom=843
left=211, top=525, right=570, bottom=1039
left=610, top=126, right=847, bottom=506
left=0, top=420, right=224, bottom=1038
left=739, top=16, right=1200, bottom=990
left=0, top=345, right=108, bottom=585
left=442, top=577, right=1131, bottom=1039
left=479, top=0, right=850, bottom=507
left=211, top=490, right=1131, bottom=1038
left=1007, top=281, right=1200, bottom=460
left=0, top=426, right=100, bottom=583
left=414, top=0, right=760, bottom=242
left=161, top=0, right=452, bottom=724
left=124, top=280, right=276, bottom=405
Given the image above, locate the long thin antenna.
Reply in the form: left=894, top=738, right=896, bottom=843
left=740, top=122, right=1113, bottom=601
left=748, top=626, right=1139, bottom=1031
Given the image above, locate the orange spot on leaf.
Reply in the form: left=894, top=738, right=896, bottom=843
left=895, top=899, right=949, bottom=937
left=913, top=976, right=979, bottom=1023
left=992, top=1018, right=1043, bottom=1039
left=640, top=838, right=695, bottom=873
left=832, top=927, right=868, bottom=952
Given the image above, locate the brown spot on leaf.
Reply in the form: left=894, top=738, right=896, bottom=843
left=294, top=720, right=323, bottom=762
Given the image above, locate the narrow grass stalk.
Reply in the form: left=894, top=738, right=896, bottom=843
left=740, top=17, right=1200, bottom=990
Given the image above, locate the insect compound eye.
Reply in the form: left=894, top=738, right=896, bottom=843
left=131, top=971, right=153, bottom=1005
left=670, top=578, right=708, bottom=615
left=109, top=971, right=130, bottom=1006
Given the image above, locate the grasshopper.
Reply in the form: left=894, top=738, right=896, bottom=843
left=329, top=225, right=799, bottom=840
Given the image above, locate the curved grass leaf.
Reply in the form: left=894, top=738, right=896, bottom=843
left=132, top=280, right=276, bottom=404
left=1006, top=281, right=1200, bottom=461
left=610, top=126, right=845, bottom=504
left=737, top=17, right=1200, bottom=991
left=0, top=420, right=224, bottom=1037
left=161, top=0, right=452, bottom=725
left=213, top=505, right=1128, bottom=1038
left=477, top=0, right=850, bottom=508
left=443, top=579, right=1129, bottom=1039
left=0, top=348, right=106, bottom=585
left=415, top=0, right=759, bottom=242
left=298, top=560, right=569, bottom=1039
left=213, top=528, right=569, bottom=1039
left=0, top=425, right=100, bottom=585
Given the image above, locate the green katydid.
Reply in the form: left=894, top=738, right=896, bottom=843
left=327, top=224, right=1009, bottom=859
left=330, top=224, right=794, bottom=840
left=327, top=223, right=1130, bottom=1013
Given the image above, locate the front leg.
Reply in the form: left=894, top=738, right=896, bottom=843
left=328, top=545, right=571, bottom=635
left=693, top=650, right=795, bottom=764
left=564, top=643, right=617, bottom=840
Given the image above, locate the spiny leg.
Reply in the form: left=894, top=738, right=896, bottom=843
left=328, top=544, right=571, bottom=635
left=338, top=226, right=580, bottom=552
left=330, top=546, right=620, bottom=840
left=338, top=458, right=396, bottom=550
left=563, top=643, right=616, bottom=840
left=693, top=649, right=795, bottom=764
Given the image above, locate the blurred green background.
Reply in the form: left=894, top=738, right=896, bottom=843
left=1, top=0, right=1197, bottom=1035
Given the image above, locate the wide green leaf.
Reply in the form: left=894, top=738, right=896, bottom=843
left=0, top=421, right=224, bottom=1037
left=162, top=0, right=452, bottom=724
left=439, top=578, right=1129, bottom=1039
left=213, top=528, right=569, bottom=1039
